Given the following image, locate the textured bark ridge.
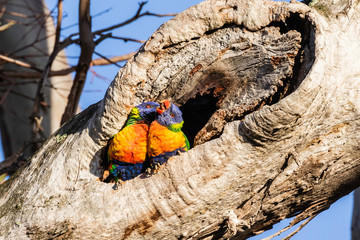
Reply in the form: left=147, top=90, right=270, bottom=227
left=1, top=0, right=360, bottom=239
left=170, top=26, right=303, bottom=146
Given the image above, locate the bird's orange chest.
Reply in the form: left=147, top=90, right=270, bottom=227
left=147, top=121, right=186, bottom=157
left=108, top=123, right=148, bottom=164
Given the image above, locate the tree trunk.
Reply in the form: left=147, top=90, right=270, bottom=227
left=1, top=0, right=359, bottom=239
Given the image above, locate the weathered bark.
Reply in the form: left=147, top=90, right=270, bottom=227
left=0, top=0, right=72, bottom=158
left=0, top=0, right=359, bottom=239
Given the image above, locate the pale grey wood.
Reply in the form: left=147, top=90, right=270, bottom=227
left=0, top=0, right=359, bottom=239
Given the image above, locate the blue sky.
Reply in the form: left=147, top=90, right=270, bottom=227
left=1, top=0, right=353, bottom=239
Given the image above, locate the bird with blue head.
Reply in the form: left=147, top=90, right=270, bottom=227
left=106, top=101, right=159, bottom=184
left=147, top=100, right=190, bottom=172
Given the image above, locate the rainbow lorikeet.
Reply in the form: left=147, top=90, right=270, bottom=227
left=106, top=101, right=159, bottom=183
left=147, top=100, right=190, bottom=171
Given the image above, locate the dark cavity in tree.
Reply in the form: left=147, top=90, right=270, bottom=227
left=176, top=13, right=315, bottom=146
left=269, top=12, right=315, bottom=96
left=180, top=90, right=221, bottom=148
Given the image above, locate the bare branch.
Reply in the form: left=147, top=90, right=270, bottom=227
left=31, top=0, right=64, bottom=143
left=9, top=89, right=35, bottom=101
left=89, top=68, right=111, bottom=83
left=92, top=2, right=176, bottom=36
left=0, top=54, right=41, bottom=72
left=0, top=20, right=15, bottom=31
left=0, top=53, right=40, bottom=70
left=93, top=51, right=122, bottom=68
left=135, top=1, right=147, bottom=16
left=92, top=52, right=135, bottom=66
left=93, top=32, right=111, bottom=45
left=104, top=35, right=145, bottom=43
left=0, top=3, right=6, bottom=20
left=0, top=78, right=13, bottom=104
left=54, top=0, right=63, bottom=48
left=282, top=215, right=318, bottom=240
left=61, top=0, right=94, bottom=124
left=92, top=7, right=112, bottom=18
left=0, top=67, right=75, bottom=78
left=0, top=52, right=134, bottom=79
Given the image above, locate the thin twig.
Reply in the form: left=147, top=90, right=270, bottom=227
left=0, top=54, right=41, bottom=71
left=3, top=10, right=29, bottom=19
left=10, top=32, right=56, bottom=56
left=10, top=12, right=48, bottom=53
left=0, top=3, right=6, bottom=20
left=9, top=89, right=35, bottom=101
left=105, top=35, right=145, bottom=43
left=0, top=52, right=134, bottom=78
left=89, top=67, right=111, bottom=83
left=0, top=79, right=37, bottom=86
left=5, top=1, right=45, bottom=15
left=31, top=0, right=64, bottom=139
left=0, top=78, right=13, bottom=104
left=9, top=1, right=171, bottom=58
left=0, top=66, right=75, bottom=78
left=93, top=2, right=176, bottom=35
left=261, top=210, right=320, bottom=240
left=54, top=0, right=63, bottom=48
left=92, top=52, right=135, bottom=66
left=94, top=32, right=111, bottom=45
left=92, top=7, right=112, bottom=18
left=282, top=214, right=318, bottom=240
left=0, top=20, right=15, bottom=31
left=261, top=224, right=293, bottom=240
left=93, top=51, right=122, bottom=68
left=93, top=11, right=176, bottom=35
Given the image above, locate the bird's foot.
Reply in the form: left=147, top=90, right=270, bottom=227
left=145, top=167, right=153, bottom=176
left=153, top=162, right=162, bottom=174
left=113, top=180, right=124, bottom=190
left=145, top=163, right=162, bottom=175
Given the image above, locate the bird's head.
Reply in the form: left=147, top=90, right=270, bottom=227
left=129, top=101, right=160, bottom=124
left=156, top=100, right=184, bottom=130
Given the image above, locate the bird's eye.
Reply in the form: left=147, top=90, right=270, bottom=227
left=146, top=105, right=151, bottom=108
left=171, top=114, right=175, bottom=118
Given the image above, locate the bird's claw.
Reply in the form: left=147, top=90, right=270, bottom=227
left=145, top=163, right=162, bottom=175
left=145, top=167, right=153, bottom=176
left=113, top=179, right=124, bottom=190
left=153, top=163, right=162, bottom=173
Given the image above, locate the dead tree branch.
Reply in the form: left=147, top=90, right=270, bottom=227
left=91, top=52, right=135, bottom=66
left=0, top=53, right=41, bottom=71
left=92, top=1, right=176, bottom=36
left=60, top=0, right=94, bottom=124
left=30, top=0, right=64, bottom=150
left=0, top=53, right=135, bottom=79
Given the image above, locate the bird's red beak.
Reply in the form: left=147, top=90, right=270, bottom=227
left=157, top=100, right=170, bottom=114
